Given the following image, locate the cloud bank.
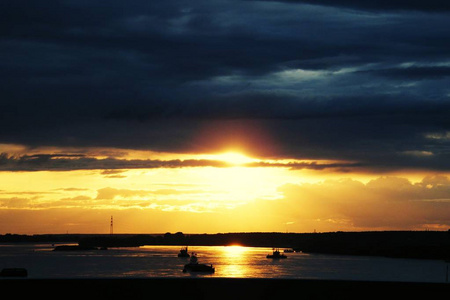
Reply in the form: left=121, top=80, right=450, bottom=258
left=0, top=152, right=360, bottom=172
left=250, top=175, right=450, bottom=231
left=1, top=175, right=449, bottom=232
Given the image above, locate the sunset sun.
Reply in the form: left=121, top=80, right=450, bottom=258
left=201, top=151, right=256, bottom=165
left=216, top=152, right=255, bottom=165
left=1, top=0, right=449, bottom=236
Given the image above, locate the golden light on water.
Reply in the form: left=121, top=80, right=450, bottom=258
left=214, top=246, right=290, bottom=278
left=218, top=245, right=252, bottom=277
left=223, top=245, right=247, bottom=254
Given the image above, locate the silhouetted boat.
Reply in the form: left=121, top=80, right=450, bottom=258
left=267, top=248, right=287, bottom=259
left=178, top=246, right=190, bottom=257
left=182, top=253, right=215, bottom=273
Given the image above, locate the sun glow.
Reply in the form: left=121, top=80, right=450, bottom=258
left=222, top=245, right=248, bottom=256
left=204, top=151, right=255, bottom=165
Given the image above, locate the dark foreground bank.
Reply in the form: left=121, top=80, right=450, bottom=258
left=1, top=278, right=449, bottom=299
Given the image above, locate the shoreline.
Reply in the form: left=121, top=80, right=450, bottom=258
left=2, top=231, right=450, bottom=261
left=1, top=278, right=449, bottom=299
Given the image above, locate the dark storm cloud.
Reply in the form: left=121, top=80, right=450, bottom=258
left=0, top=152, right=229, bottom=171
left=362, top=66, right=450, bottom=80
left=253, top=0, right=450, bottom=12
left=1, top=0, right=450, bottom=172
left=0, top=152, right=359, bottom=172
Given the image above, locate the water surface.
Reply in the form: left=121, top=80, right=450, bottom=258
left=0, top=244, right=447, bottom=282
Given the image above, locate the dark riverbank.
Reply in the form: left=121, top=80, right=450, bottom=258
left=2, top=231, right=450, bottom=261
left=1, top=278, right=449, bottom=299
left=77, top=231, right=450, bottom=261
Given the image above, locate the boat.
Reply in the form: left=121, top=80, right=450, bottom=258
left=178, top=246, right=190, bottom=257
left=266, top=248, right=287, bottom=259
left=183, top=253, right=215, bottom=273
left=183, top=263, right=215, bottom=273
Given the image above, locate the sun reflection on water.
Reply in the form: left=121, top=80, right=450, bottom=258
left=215, top=245, right=250, bottom=277
left=211, top=245, right=281, bottom=278
left=222, top=245, right=248, bottom=255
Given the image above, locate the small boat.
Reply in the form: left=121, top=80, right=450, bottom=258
left=183, top=253, right=215, bottom=273
left=183, top=263, right=215, bottom=273
left=178, top=246, right=190, bottom=257
left=266, top=248, right=287, bottom=259
left=283, top=248, right=294, bottom=253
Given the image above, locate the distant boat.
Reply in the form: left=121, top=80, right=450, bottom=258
left=283, top=248, right=294, bottom=253
left=183, top=253, right=215, bottom=273
left=267, top=248, right=287, bottom=259
left=178, top=246, right=190, bottom=257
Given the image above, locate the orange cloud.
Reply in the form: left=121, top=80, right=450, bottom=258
left=267, top=175, right=450, bottom=231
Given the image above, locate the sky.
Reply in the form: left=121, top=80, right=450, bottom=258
left=1, top=0, right=450, bottom=234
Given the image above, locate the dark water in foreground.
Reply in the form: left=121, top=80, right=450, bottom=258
left=0, top=244, right=447, bottom=282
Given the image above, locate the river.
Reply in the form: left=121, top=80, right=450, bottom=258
left=0, top=244, right=447, bottom=282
